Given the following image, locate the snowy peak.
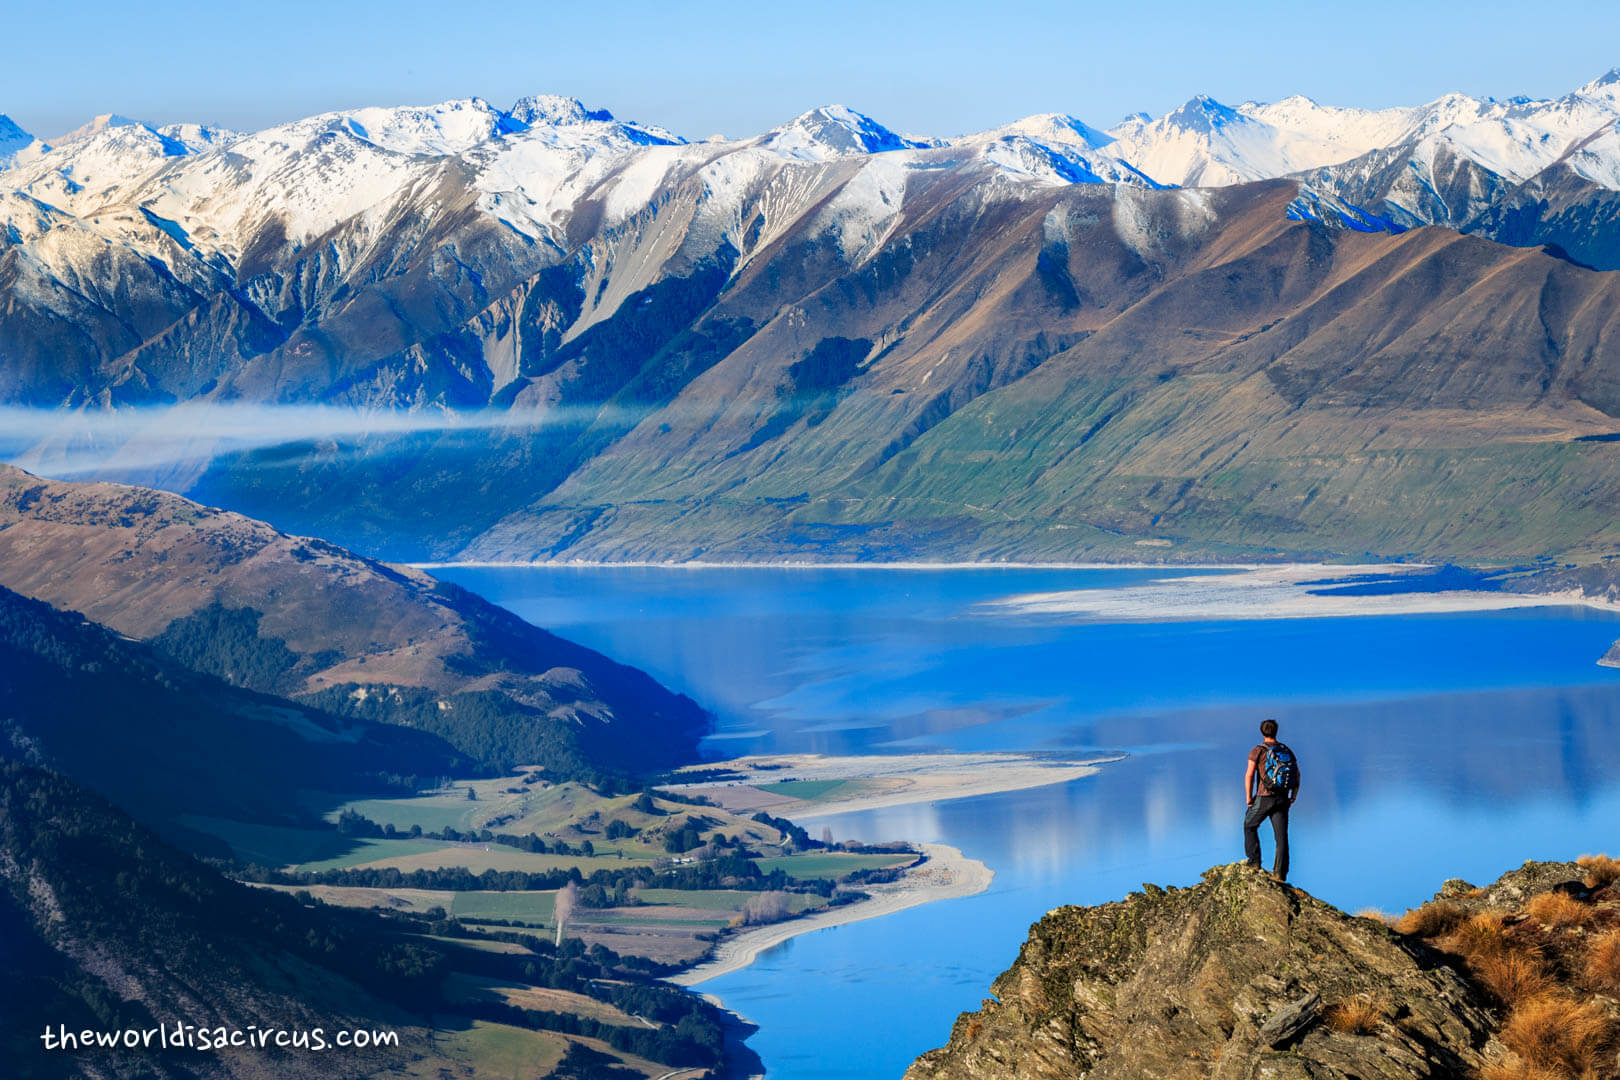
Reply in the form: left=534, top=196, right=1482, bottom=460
left=983, top=113, right=1115, bottom=151
left=1161, top=94, right=1246, bottom=135
left=46, top=113, right=140, bottom=146
left=505, top=94, right=683, bottom=147
left=763, top=105, right=933, bottom=160
left=0, top=114, right=47, bottom=168
left=329, top=97, right=512, bottom=156
left=507, top=94, right=614, bottom=128
left=1577, top=67, right=1620, bottom=107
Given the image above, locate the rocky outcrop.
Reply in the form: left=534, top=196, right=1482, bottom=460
left=905, top=864, right=1498, bottom=1080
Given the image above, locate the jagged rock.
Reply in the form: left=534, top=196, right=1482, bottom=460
left=905, top=863, right=1497, bottom=1080
left=1445, top=859, right=1588, bottom=910
left=1436, top=878, right=1476, bottom=900
left=1255, top=991, right=1319, bottom=1047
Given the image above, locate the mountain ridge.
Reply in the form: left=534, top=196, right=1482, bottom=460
left=0, top=464, right=709, bottom=780
left=7, top=75, right=1620, bottom=566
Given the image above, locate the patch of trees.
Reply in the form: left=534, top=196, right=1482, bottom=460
left=240, top=850, right=816, bottom=896
left=740, top=891, right=793, bottom=925
left=550, top=1043, right=642, bottom=1080
left=751, top=810, right=819, bottom=850
left=464, top=999, right=722, bottom=1069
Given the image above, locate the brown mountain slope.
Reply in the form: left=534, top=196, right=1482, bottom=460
left=0, top=465, right=707, bottom=779
left=457, top=183, right=1620, bottom=563
left=18, top=170, right=1620, bottom=564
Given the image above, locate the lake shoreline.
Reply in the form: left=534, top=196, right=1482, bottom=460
left=414, top=558, right=1268, bottom=570
left=421, top=559, right=1620, bottom=623
left=669, top=842, right=993, bottom=987
left=662, top=750, right=1109, bottom=987
left=666, top=751, right=1120, bottom=819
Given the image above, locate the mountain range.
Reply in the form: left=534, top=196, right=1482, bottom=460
left=5, top=76, right=1620, bottom=564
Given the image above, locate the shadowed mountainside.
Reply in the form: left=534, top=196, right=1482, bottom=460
left=0, top=584, right=468, bottom=843
left=0, top=465, right=708, bottom=782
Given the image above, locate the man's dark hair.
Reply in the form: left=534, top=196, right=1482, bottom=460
left=1260, top=719, right=1279, bottom=739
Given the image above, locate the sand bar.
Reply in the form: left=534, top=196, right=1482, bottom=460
left=668, top=842, right=991, bottom=986
left=667, top=751, right=1118, bottom=818
left=984, top=563, right=1620, bottom=621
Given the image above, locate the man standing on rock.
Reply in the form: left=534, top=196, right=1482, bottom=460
left=1244, top=718, right=1299, bottom=882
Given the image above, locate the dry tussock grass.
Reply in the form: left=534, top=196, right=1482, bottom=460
left=1584, top=928, right=1620, bottom=991
left=1395, top=900, right=1466, bottom=938
left=1353, top=907, right=1394, bottom=926
left=1577, top=853, right=1620, bottom=890
left=1323, top=993, right=1385, bottom=1035
left=1474, top=947, right=1554, bottom=1008
left=1443, top=911, right=1510, bottom=960
left=1498, top=993, right=1613, bottom=1076
left=1524, top=890, right=1589, bottom=929
left=1479, top=1056, right=1572, bottom=1080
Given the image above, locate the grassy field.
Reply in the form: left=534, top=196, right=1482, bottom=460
left=632, top=888, right=828, bottom=914
left=754, top=778, right=851, bottom=800
left=327, top=792, right=489, bottom=833
left=253, top=883, right=458, bottom=913
left=447, top=891, right=557, bottom=922
left=420, top=934, right=534, bottom=955
left=294, top=837, right=457, bottom=872
left=754, top=852, right=915, bottom=879
left=346, top=845, right=640, bottom=875
left=325, top=780, right=791, bottom=862
left=401, top=1020, right=569, bottom=1080
left=440, top=974, right=638, bottom=1025
left=177, top=815, right=452, bottom=870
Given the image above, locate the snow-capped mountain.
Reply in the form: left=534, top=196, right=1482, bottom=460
left=7, top=81, right=1620, bottom=567
left=0, top=114, right=48, bottom=169
left=4, top=72, right=1620, bottom=417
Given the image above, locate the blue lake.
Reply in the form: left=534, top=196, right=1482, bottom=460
left=436, top=565, right=1620, bottom=1080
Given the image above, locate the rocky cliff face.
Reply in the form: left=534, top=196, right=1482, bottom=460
left=906, top=864, right=1499, bottom=1080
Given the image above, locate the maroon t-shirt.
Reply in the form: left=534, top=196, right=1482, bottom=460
left=1249, top=742, right=1297, bottom=797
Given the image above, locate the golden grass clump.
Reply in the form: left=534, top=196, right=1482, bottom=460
left=1584, top=928, right=1620, bottom=991
left=1353, top=907, right=1395, bottom=926
left=1395, top=900, right=1466, bottom=938
left=1524, top=890, right=1589, bottom=929
left=1474, top=947, right=1554, bottom=1008
left=1497, top=993, right=1613, bottom=1076
left=1479, top=1057, right=1572, bottom=1080
left=1577, top=853, right=1620, bottom=890
left=1442, top=911, right=1509, bottom=960
left=1324, top=993, right=1385, bottom=1035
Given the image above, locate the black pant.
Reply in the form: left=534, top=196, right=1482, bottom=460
left=1244, top=794, right=1290, bottom=880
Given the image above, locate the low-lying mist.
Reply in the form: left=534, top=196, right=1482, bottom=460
left=0, top=402, right=652, bottom=486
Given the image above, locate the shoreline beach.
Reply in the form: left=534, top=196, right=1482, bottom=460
left=666, top=751, right=1119, bottom=819
left=421, top=560, right=1620, bottom=623
left=668, top=842, right=992, bottom=987
left=984, top=563, right=1620, bottom=621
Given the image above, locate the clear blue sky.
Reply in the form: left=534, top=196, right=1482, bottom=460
left=5, top=0, right=1617, bottom=141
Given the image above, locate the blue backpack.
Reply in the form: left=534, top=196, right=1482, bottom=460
left=1261, top=742, right=1298, bottom=794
